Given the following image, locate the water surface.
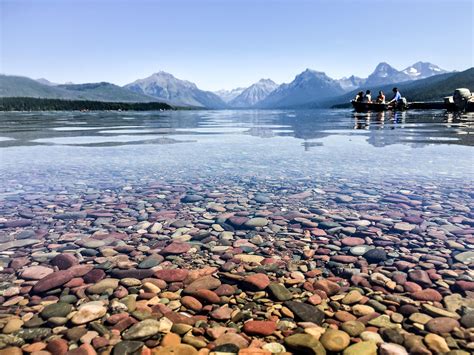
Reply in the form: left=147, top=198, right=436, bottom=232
left=0, top=109, right=473, bottom=194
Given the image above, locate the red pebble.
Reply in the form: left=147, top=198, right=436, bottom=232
left=46, top=338, right=68, bottom=355
left=242, top=320, right=277, bottom=336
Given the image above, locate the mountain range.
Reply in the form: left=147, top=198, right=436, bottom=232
left=229, top=79, right=278, bottom=108
left=214, top=87, right=246, bottom=103
left=324, top=68, right=474, bottom=108
left=333, top=62, right=448, bottom=92
left=0, top=75, right=160, bottom=103
left=0, top=62, right=464, bottom=109
left=124, top=71, right=226, bottom=108
left=256, top=70, right=345, bottom=108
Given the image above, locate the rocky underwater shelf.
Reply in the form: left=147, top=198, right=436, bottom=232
left=0, top=176, right=473, bottom=355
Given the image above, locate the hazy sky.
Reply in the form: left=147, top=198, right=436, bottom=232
left=1, top=0, right=473, bottom=90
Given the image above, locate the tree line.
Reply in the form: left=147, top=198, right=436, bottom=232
left=0, top=97, right=174, bottom=111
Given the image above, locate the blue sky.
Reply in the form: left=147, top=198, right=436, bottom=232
left=1, top=0, right=473, bottom=90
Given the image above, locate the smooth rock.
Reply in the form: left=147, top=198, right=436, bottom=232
left=21, top=266, right=54, bottom=280
left=425, top=317, right=460, bottom=334
left=341, top=290, right=363, bottom=305
left=32, top=270, right=74, bottom=293
left=341, top=237, right=365, bottom=246
left=408, top=270, right=432, bottom=288
left=268, top=283, right=293, bottom=301
left=112, top=341, right=144, bottom=355
left=184, top=276, right=221, bottom=293
left=51, top=253, right=79, bottom=270
left=155, top=269, right=189, bottom=282
left=425, top=333, right=450, bottom=353
left=244, top=218, right=268, bottom=228
left=343, top=341, right=377, bottom=355
left=454, top=251, right=474, bottom=263
left=284, top=333, right=326, bottom=355
left=71, top=303, right=107, bottom=325
left=2, top=319, right=23, bottom=334
left=341, top=321, right=365, bottom=337
left=379, top=343, right=409, bottom=355
left=161, top=242, right=191, bottom=255
left=243, top=273, right=270, bottom=290
left=87, top=279, right=119, bottom=294
left=123, top=319, right=162, bottom=340
left=320, top=329, right=350, bottom=352
left=284, top=301, right=325, bottom=325
left=40, top=303, right=72, bottom=319
left=363, top=248, right=387, bottom=263
left=242, top=320, right=277, bottom=336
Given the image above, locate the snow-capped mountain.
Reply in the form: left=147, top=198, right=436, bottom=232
left=229, top=79, right=278, bottom=108
left=364, top=62, right=412, bottom=87
left=402, top=61, right=448, bottom=80
left=214, top=87, right=246, bottom=103
left=25, top=61, right=450, bottom=108
left=124, top=71, right=227, bottom=108
left=336, top=75, right=365, bottom=92
left=257, top=69, right=345, bottom=108
left=334, top=62, right=449, bottom=93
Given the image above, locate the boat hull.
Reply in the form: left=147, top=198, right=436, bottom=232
left=351, top=101, right=389, bottom=112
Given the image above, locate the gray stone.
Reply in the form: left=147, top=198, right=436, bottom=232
left=112, top=341, right=144, bottom=355
left=40, top=303, right=72, bottom=319
left=285, top=333, right=326, bottom=355
left=284, top=301, right=325, bottom=325
left=454, top=251, right=474, bottom=263
left=269, top=283, right=293, bottom=301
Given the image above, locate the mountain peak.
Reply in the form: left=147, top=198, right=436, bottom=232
left=295, top=69, right=330, bottom=81
left=228, top=78, right=279, bottom=108
left=364, top=62, right=410, bottom=86
left=214, top=87, right=246, bottom=102
left=402, top=62, right=448, bottom=79
left=152, top=71, right=175, bottom=78
left=336, top=75, right=365, bottom=92
left=257, top=68, right=344, bottom=108
left=374, top=62, right=397, bottom=72
left=412, top=61, right=429, bottom=66
left=124, top=71, right=226, bottom=108
left=302, top=68, right=323, bottom=75
left=257, top=78, right=276, bottom=85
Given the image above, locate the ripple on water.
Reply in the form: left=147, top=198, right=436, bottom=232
left=0, top=109, right=471, bottom=186
left=32, top=135, right=170, bottom=145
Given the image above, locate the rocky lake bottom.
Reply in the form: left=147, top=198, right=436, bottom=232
left=0, top=109, right=473, bottom=355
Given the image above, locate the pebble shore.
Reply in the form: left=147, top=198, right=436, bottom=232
left=0, top=177, right=473, bottom=355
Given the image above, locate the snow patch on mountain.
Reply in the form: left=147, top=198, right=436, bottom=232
left=229, top=79, right=278, bottom=107
left=214, top=87, right=246, bottom=102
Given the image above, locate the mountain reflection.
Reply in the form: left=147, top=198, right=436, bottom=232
left=0, top=109, right=472, bottom=149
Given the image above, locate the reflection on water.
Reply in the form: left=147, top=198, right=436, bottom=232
left=1, top=109, right=473, bottom=148
left=349, top=111, right=474, bottom=147
left=0, top=109, right=473, bottom=191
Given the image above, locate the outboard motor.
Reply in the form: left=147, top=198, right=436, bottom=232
left=396, top=97, right=408, bottom=110
left=453, top=88, right=472, bottom=111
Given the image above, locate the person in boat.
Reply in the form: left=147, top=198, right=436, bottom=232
left=388, top=87, right=402, bottom=106
left=376, top=91, right=385, bottom=103
left=354, top=91, right=364, bottom=102
left=362, top=90, right=372, bottom=103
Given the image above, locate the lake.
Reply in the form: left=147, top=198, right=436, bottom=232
left=0, top=109, right=473, bottom=354
left=1, top=109, right=473, bottom=193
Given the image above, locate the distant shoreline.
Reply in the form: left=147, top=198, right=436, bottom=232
left=0, top=97, right=179, bottom=112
